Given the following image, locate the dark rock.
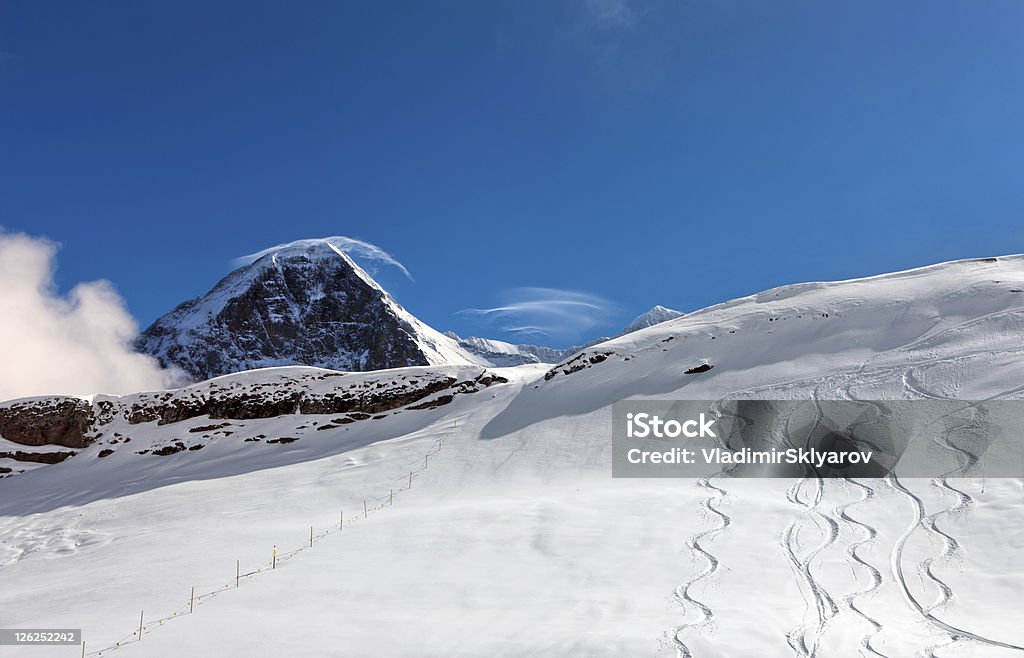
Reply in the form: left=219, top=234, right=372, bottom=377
left=0, top=398, right=94, bottom=448
left=189, top=422, right=232, bottom=433
left=544, top=351, right=614, bottom=381
left=152, top=443, right=187, bottom=456
left=0, top=450, right=76, bottom=464
left=407, top=394, right=454, bottom=410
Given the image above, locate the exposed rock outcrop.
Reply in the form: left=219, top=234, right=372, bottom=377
left=0, top=398, right=94, bottom=448
left=0, top=365, right=507, bottom=474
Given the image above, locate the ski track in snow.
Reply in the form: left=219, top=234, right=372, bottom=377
left=829, top=385, right=889, bottom=657
left=887, top=474, right=1024, bottom=654
left=673, top=476, right=730, bottom=658
left=782, top=476, right=840, bottom=658
left=835, top=478, right=887, bottom=658
left=720, top=322, right=1024, bottom=658
left=781, top=385, right=843, bottom=658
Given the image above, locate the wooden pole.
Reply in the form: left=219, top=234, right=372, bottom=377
left=363, top=499, right=367, bottom=518
left=273, top=545, right=277, bottom=570
left=310, top=526, right=314, bottom=547
left=425, top=454, right=429, bottom=468
left=81, top=641, right=85, bottom=658
left=389, top=489, right=393, bottom=505
left=236, top=560, right=240, bottom=588
left=189, top=587, right=195, bottom=613
left=340, top=510, right=344, bottom=530
left=408, top=471, right=413, bottom=488
left=138, top=610, right=144, bottom=641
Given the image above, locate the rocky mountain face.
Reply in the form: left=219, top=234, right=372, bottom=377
left=135, top=240, right=483, bottom=382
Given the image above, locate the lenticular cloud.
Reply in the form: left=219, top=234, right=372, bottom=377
left=233, top=236, right=414, bottom=281
left=0, top=232, right=176, bottom=401
left=459, top=287, right=619, bottom=345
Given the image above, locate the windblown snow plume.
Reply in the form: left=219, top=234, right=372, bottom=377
left=233, top=236, right=414, bottom=280
left=0, top=232, right=176, bottom=401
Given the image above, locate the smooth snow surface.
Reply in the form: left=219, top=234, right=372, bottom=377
left=3, top=255, right=1024, bottom=657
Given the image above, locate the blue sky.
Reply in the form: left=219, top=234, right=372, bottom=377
left=2, top=1, right=1024, bottom=346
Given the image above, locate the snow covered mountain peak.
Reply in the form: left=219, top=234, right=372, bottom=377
left=620, top=305, right=683, bottom=335
left=136, top=240, right=482, bottom=382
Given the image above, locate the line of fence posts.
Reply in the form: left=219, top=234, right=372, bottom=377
left=86, top=423, right=455, bottom=657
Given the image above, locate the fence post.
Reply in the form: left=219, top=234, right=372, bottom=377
left=425, top=454, right=429, bottom=468
left=310, top=526, right=313, bottom=547
left=273, top=545, right=277, bottom=570
left=81, top=641, right=85, bottom=658
left=389, top=489, right=393, bottom=506
left=340, top=510, right=344, bottom=530
left=189, top=587, right=195, bottom=613
left=236, top=560, right=240, bottom=588
left=138, top=610, right=144, bottom=641
left=408, top=471, right=413, bottom=489
left=363, top=499, right=367, bottom=518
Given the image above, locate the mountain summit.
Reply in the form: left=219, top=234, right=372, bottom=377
left=136, top=239, right=482, bottom=381
left=620, top=305, right=682, bottom=334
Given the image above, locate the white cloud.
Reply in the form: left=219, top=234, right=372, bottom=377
left=233, top=236, right=414, bottom=280
left=459, top=287, right=620, bottom=345
left=0, top=232, right=178, bottom=402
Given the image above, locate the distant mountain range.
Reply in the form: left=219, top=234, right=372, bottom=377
left=136, top=238, right=681, bottom=381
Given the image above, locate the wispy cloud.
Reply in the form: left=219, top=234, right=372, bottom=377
left=234, top=236, right=413, bottom=280
left=459, top=287, right=620, bottom=345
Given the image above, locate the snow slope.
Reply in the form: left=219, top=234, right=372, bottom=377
left=3, top=255, right=1024, bottom=657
